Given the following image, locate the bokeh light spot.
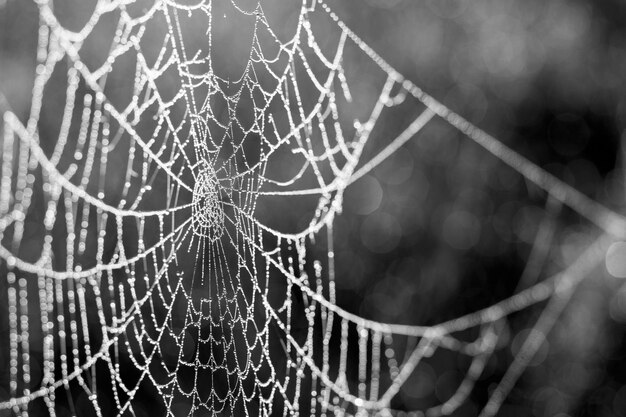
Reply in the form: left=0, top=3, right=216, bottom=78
left=345, top=175, right=383, bottom=215
left=606, top=241, right=626, bottom=278
left=361, top=212, right=402, bottom=254
left=442, top=209, right=481, bottom=250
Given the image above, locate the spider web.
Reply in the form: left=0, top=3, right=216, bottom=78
left=0, top=0, right=623, bottom=416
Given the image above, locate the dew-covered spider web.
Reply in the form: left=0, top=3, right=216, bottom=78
left=0, top=0, right=625, bottom=416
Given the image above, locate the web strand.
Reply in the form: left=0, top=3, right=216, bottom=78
left=0, top=1, right=619, bottom=416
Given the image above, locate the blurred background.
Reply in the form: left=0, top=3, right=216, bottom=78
left=327, top=1, right=626, bottom=416
left=1, top=0, right=626, bottom=416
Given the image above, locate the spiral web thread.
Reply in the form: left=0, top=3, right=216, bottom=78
left=0, top=1, right=624, bottom=416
